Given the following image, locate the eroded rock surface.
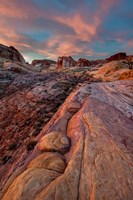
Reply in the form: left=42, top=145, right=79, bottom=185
left=0, top=44, right=26, bottom=64
left=27, top=152, right=66, bottom=173
left=38, top=132, right=70, bottom=153
left=0, top=59, right=94, bottom=191
left=90, top=60, right=133, bottom=81
left=1, top=80, right=133, bottom=200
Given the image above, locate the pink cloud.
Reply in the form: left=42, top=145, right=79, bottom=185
left=0, top=0, right=123, bottom=61
left=127, top=40, right=133, bottom=48
left=54, top=14, right=100, bottom=41
left=0, top=0, right=41, bottom=19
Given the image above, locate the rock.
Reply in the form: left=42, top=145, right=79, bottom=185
left=38, top=132, right=71, bottom=154
left=1, top=80, right=133, bottom=199
left=0, top=60, right=92, bottom=190
left=27, top=152, right=66, bottom=173
left=67, top=101, right=81, bottom=114
left=2, top=168, right=61, bottom=200
left=31, top=59, right=56, bottom=68
left=77, top=58, right=91, bottom=67
left=57, top=56, right=77, bottom=69
left=90, top=60, right=132, bottom=81
left=106, top=52, right=127, bottom=61
left=0, top=44, right=26, bottom=64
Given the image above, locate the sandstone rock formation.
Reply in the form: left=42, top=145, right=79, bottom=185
left=1, top=80, right=133, bottom=200
left=106, top=52, right=127, bottom=61
left=0, top=56, right=94, bottom=192
left=77, top=58, right=91, bottom=67
left=0, top=44, right=26, bottom=64
left=38, top=131, right=70, bottom=153
left=32, top=59, right=56, bottom=68
left=90, top=60, right=133, bottom=81
left=57, top=56, right=77, bottom=69
left=0, top=44, right=133, bottom=199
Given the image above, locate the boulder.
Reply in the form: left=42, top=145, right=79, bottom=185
left=77, top=58, right=91, bottom=67
left=57, top=56, right=77, bottom=69
left=27, top=152, right=66, bottom=173
left=38, top=131, right=71, bottom=154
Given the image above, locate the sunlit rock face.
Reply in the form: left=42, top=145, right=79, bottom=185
left=57, top=56, right=77, bottom=69
left=0, top=44, right=26, bottom=64
left=106, top=52, right=127, bottom=61
left=2, top=80, right=133, bottom=200
left=90, top=60, right=133, bottom=81
left=77, top=58, right=91, bottom=67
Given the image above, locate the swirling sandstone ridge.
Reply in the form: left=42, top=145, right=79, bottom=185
left=1, top=80, right=133, bottom=200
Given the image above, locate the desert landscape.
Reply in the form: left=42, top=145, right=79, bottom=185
left=0, top=0, right=133, bottom=199
left=0, top=44, right=132, bottom=200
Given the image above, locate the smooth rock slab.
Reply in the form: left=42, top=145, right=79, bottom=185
left=2, top=168, right=61, bottom=200
left=38, top=131, right=71, bottom=154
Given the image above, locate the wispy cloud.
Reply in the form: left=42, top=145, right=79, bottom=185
left=0, top=0, right=132, bottom=62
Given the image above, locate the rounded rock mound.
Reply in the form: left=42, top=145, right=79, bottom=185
left=27, top=152, right=66, bottom=173
left=38, top=131, right=71, bottom=154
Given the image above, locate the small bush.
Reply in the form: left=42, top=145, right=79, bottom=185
left=27, top=141, right=37, bottom=151
left=2, top=155, right=12, bottom=164
left=9, top=143, right=17, bottom=150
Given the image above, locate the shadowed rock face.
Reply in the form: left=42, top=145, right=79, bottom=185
left=106, top=52, right=127, bottom=61
left=0, top=44, right=26, bottom=64
left=77, top=58, right=91, bottom=67
left=1, top=80, right=133, bottom=200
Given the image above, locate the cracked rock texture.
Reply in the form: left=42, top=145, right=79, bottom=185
left=1, top=80, right=133, bottom=200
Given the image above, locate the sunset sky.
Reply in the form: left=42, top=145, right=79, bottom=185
left=0, top=0, right=133, bottom=62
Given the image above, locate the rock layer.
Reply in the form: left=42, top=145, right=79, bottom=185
left=1, top=80, right=133, bottom=200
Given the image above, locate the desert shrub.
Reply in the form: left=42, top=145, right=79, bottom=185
left=9, top=143, right=17, bottom=150
left=2, top=155, right=12, bottom=164
left=27, top=141, right=37, bottom=151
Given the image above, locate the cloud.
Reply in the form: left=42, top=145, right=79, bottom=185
left=0, top=0, right=132, bottom=62
left=127, top=40, right=133, bottom=48
left=54, top=14, right=100, bottom=41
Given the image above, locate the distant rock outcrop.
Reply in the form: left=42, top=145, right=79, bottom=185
left=32, top=59, right=56, bottom=68
left=106, top=52, right=127, bottom=61
left=0, top=44, right=26, bottom=64
left=90, top=60, right=133, bottom=81
left=57, top=56, right=77, bottom=69
left=77, top=58, right=91, bottom=67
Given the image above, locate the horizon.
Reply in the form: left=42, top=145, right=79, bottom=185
left=0, top=0, right=133, bottom=62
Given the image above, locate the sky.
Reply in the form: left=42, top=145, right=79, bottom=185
left=0, top=0, right=133, bottom=63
